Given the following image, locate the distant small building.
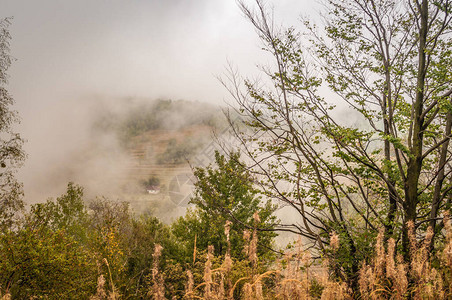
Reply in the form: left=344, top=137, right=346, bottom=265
left=146, top=185, right=160, bottom=194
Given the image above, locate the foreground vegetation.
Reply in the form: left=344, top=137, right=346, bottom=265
left=0, top=153, right=451, bottom=299
left=0, top=187, right=451, bottom=299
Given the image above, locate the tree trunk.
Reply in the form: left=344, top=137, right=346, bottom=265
left=429, top=111, right=452, bottom=247
left=402, top=0, right=428, bottom=261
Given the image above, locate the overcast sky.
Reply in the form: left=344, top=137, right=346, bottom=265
left=3, top=0, right=313, bottom=107
left=1, top=0, right=316, bottom=201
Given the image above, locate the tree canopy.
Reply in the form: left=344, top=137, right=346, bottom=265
left=221, top=0, right=452, bottom=288
left=0, top=18, right=25, bottom=231
left=172, top=150, right=277, bottom=262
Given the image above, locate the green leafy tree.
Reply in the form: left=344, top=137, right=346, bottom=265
left=87, top=197, right=184, bottom=298
left=172, top=150, right=278, bottom=262
left=31, top=183, right=89, bottom=242
left=0, top=183, right=97, bottom=298
left=223, top=0, right=452, bottom=291
left=123, top=214, right=183, bottom=298
left=0, top=18, right=25, bottom=230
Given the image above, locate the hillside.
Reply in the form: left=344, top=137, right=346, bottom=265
left=93, top=98, right=226, bottom=220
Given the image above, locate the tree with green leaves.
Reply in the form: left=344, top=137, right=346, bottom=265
left=0, top=18, right=25, bottom=230
left=0, top=183, right=97, bottom=298
left=223, top=0, right=452, bottom=290
left=0, top=182, right=185, bottom=298
left=172, top=150, right=277, bottom=263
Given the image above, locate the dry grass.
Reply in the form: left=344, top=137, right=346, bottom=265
left=177, top=219, right=451, bottom=299
left=150, top=244, right=166, bottom=300
left=358, top=221, right=452, bottom=300
left=92, top=216, right=452, bottom=299
left=178, top=219, right=353, bottom=300
left=90, top=259, right=121, bottom=300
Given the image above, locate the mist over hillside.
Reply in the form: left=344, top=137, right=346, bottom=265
left=18, top=96, right=225, bottom=217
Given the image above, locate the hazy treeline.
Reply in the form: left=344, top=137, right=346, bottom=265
left=92, top=98, right=225, bottom=147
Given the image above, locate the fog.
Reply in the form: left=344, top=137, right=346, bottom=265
left=1, top=0, right=315, bottom=208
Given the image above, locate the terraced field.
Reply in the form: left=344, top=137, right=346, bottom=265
left=117, top=124, right=215, bottom=221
